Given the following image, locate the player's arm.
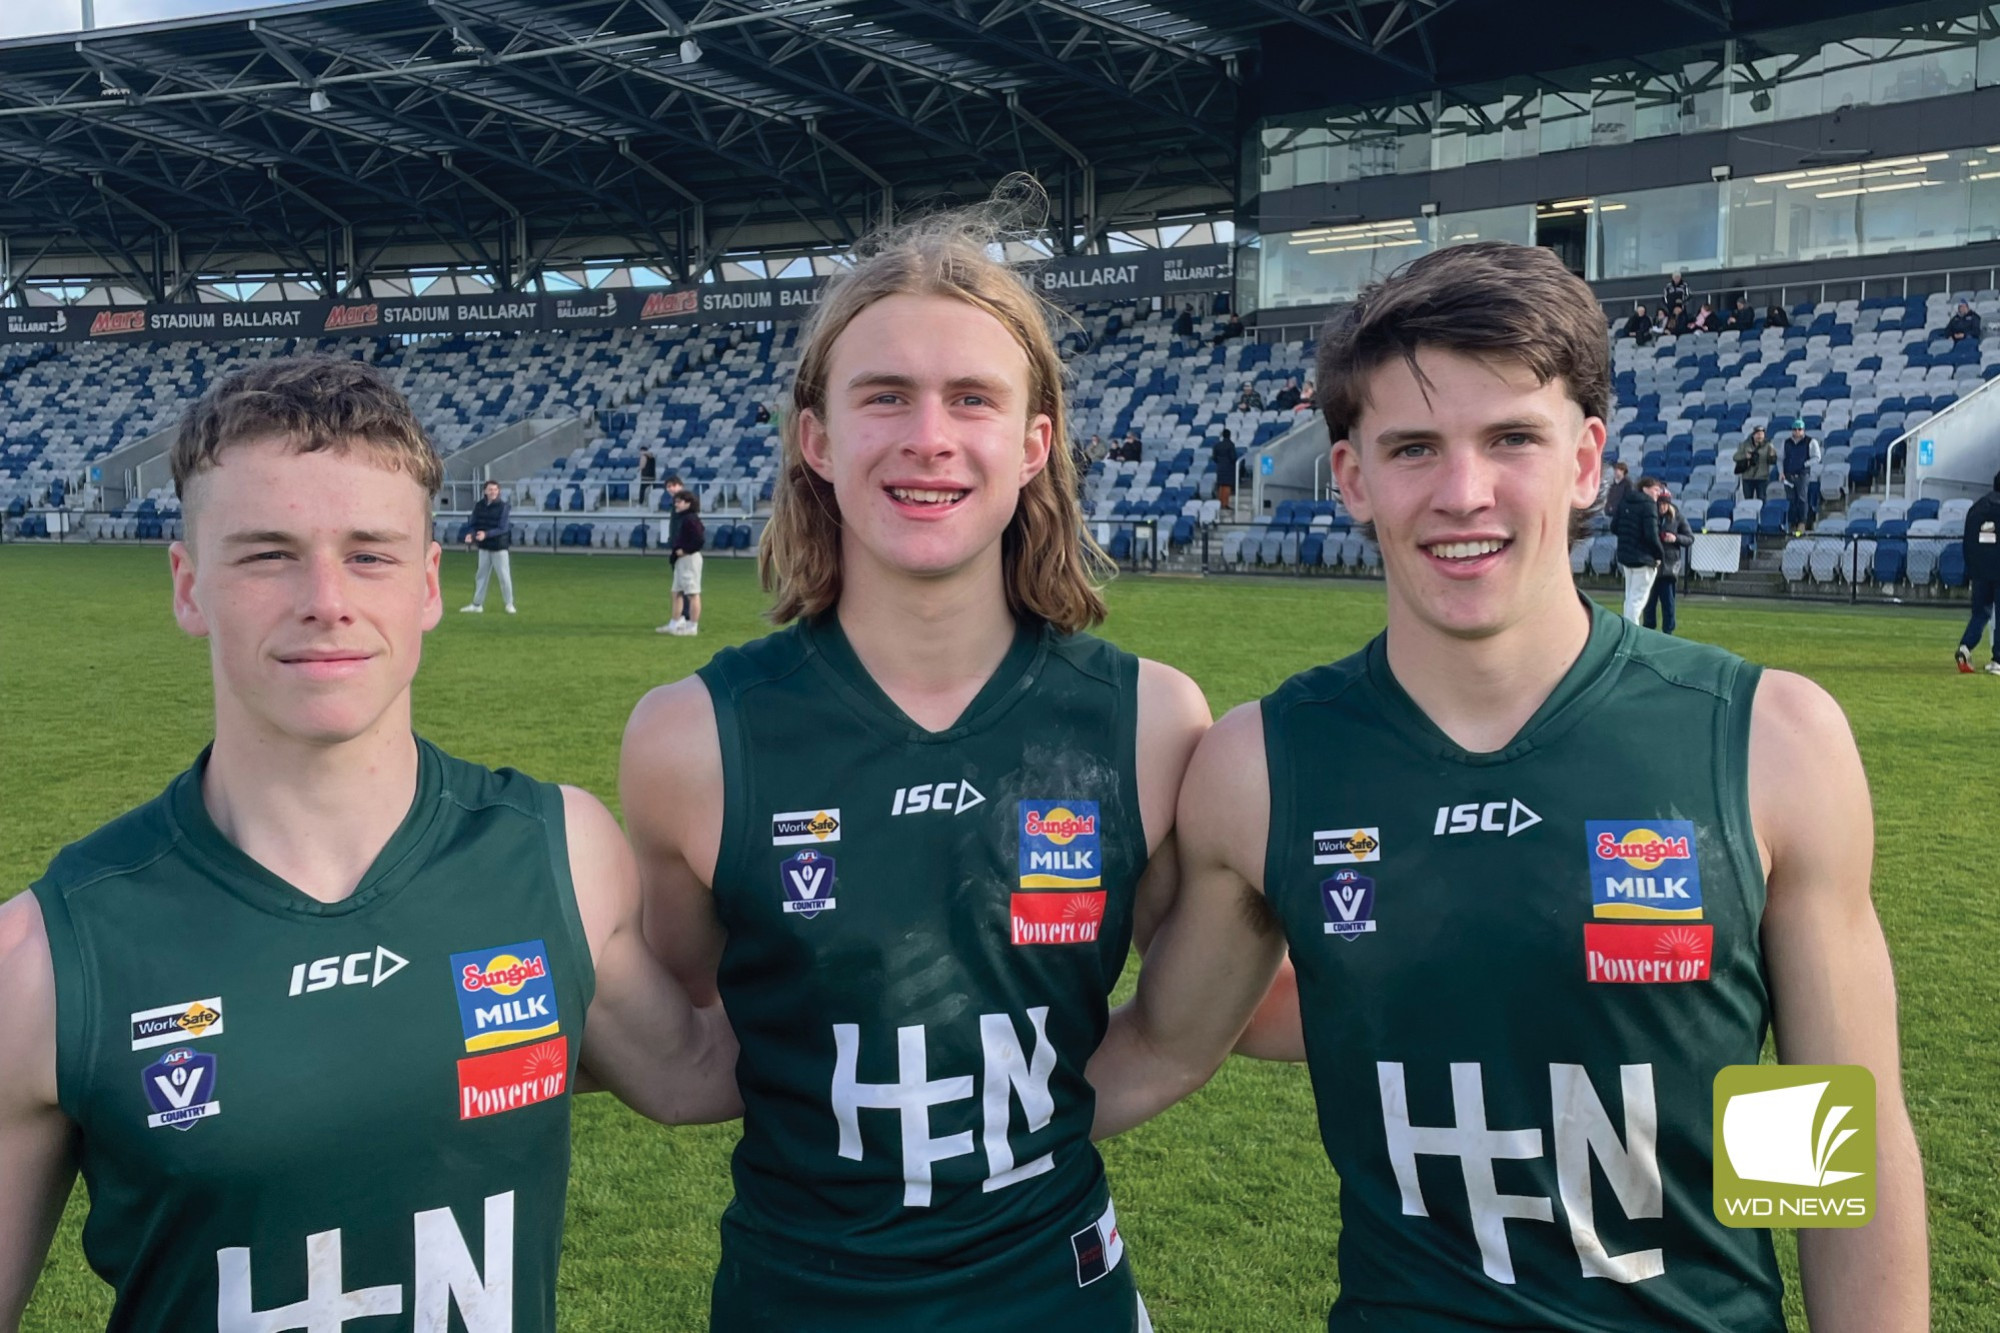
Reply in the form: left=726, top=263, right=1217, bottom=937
left=620, top=676, right=729, bottom=1007
left=1750, top=670, right=1928, bottom=1333
left=1089, top=702, right=1290, bottom=1140
left=0, top=893, right=77, bottom=1329
left=565, top=786, right=740, bottom=1125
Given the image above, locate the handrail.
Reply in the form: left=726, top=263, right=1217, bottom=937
left=1889, top=371, right=2000, bottom=501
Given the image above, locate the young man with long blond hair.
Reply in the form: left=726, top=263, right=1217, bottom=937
left=620, top=200, right=1283, bottom=1330
left=0, top=356, right=739, bottom=1331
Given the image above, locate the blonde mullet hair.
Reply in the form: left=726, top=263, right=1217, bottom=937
left=759, top=181, right=1111, bottom=632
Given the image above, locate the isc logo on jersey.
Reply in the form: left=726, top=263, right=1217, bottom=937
left=1586, top=819, right=1704, bottom=919
left=1013, top=800, right=1106, bottom=945
left=449, top=940, right=561, bottom=1052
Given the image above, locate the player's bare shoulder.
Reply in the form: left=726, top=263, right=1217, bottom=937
left=1177, top=702, right=1271, bottom=888
left=1747, top=667, right=1870, bottom=890
left=1133, top=658, right=1212, bottom=849
left=0, top=892, right=59, bottom=1111
left=620, top=673, right=725, bottom=893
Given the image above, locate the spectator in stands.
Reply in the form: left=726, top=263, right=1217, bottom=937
left=1236, top=382, right=1264, bottom=411
left=1946, top=300, right=1983, bottom=343
left=1727, top=296, right=1758, bottom=332
left=1117, top=430, right=1143, bottom=462
left=1663, top=270, right=1689, bottom=312
left=1214, top=311, right=1244, bottom=345
left=1650, top=306, right=1671, bottom=339
left=755, top=402, right=773, bottom=424
left=1765, top=303, right=1790, bottom=329
left=1781, top=419, right=1821, bottom=535
left=1690, top=301, right=1716, bottom=332
left=1602, top=459, right=1632, bottom=521
left=1084, top=433, right=1107, bottom=465
left=1272, top=378, right=1303, bottom=411
left=1643, top=486, right=1694, bottom=635
left=1955, top=469, right=2000, bottom=674
left=1174, top=304, right=1195, bottom=338
left=659, top=489, right=705, bottom=636
left=1613, top=474, right=1666, bottom=623
left=1734, top=425, right=1774, bottom=501
left=1664, top=302, right=1689, bottom=336
left=638, top=447, right=657, bottom=505
left=1212, top=427, right=1238, bottom=511
left=1295, top=380, right=1315, bottom=411
left=1621, top=301, right=1653, bottom=344
left=460, top=479, right=515, bottom=615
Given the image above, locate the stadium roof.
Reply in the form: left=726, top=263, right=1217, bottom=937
left=0, top=0, right=1912, bottom=301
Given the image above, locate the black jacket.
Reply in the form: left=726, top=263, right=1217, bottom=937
left=1965, top=491, right=2000, bottom=583
left=468, top=495, right=510, bottom=550
left=1656, top=503, right=1695, bottom=580
left=1612, top=490, right=1664, bottom=568
left=1946, top=311, right=1983, bottom=341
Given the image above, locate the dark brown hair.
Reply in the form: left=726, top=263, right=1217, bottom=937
left=1315, top=241, right=1612, bottom=538
left=172, top=354, right=441, bottom=501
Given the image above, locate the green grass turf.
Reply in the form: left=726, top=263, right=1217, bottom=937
left=3, top=544, right=1994, bottom=1330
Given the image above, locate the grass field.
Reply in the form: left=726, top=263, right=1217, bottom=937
left=3, top=544, right=1995, bottom=1331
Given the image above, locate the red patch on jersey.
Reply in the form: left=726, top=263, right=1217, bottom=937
left=1584, top=924, right=1713, bottom=984
left=1010, top=891, right=1106, bottom=945
left=457, top=1036, right=569, bottom=1120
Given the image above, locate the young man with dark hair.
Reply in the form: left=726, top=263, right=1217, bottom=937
left=1100, top=241, right=1927, bottom=1332
left=0, top=356, right=739, bottom=1331
left=1955, top=468, right=2000, bottom=674
left=660, top=488, right=706, bottom=637
left=1782, top=419, right=1821, bottom=536
left=461, top=477, right=516, bottom=614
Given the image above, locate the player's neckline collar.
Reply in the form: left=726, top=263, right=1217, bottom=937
left=802, top=613, right=1047, bottom=744
left=1364, top=599, right=1630, bottom=765
left=167, top=736, right=446, bottom=917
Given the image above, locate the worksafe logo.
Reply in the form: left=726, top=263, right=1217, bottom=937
left=1713, top=1065, right=1875, bottom=1228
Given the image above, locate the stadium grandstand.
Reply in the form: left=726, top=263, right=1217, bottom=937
left=3, top=0, right=1999, bottom=607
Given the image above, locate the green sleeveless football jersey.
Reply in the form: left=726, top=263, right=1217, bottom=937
left=1262, top=604, right=1784, bottom=1333
left=697, top=614, right=1148, bottom=1331
left=31, top=738, right=594, bottom=1333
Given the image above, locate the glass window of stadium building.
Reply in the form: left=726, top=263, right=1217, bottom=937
left=1247, top=2, right=2000, bottom=310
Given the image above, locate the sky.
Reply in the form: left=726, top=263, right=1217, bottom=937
left=1, top=0, right=311, bottom=41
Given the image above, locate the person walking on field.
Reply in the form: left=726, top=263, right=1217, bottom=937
left=1612, top=473, right=1666, bottom=623
left=1955, top=469, right=2000, bottom=674
left=660, top=488, right=706, bottom=637
left=461, top=478, right=516, bottom=613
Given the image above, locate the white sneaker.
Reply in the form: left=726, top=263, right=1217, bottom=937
left=504, top=604, right=517, bottom=614
left=673, top=622, right=699, bottom=636
left=1985, top=661, right=2000, bottom=676
left=460, top=604, right=483, bottom=613
left=656, top=620, right=682, bottom=634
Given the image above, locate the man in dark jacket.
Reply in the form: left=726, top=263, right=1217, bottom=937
left=1621, top=301, right=1653, bottom=345
left=1727, top=296, right=1758, bottom=332
left=1956, top=470, right=2000, bottom=673
left=1212, top=427, right=1239, bottom=511
left=638, top=447, right=657, bottom=505
left=1781, top=419, right=1820, bottom=534
left=1602, top=459, right=1631, bottom=521
left=1613, top=474, right=1666, bottom=623
left=1945, top=301, right=1983, bottom=343
left=659, top=489, right=707, bottom=637
left=460, top=479, right=515, bottom=614
left=1173, top=305, right=1195, bottom=338
left=1643, top=488, right=1696, bottom=635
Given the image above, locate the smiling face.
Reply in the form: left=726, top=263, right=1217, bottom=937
left=1331, top=347, right=1602, bottom=642
left=170, top=438, right=441, bottom=749
left=798, top=292, right=1051, bottom=589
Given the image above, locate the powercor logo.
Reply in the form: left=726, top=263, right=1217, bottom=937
left=1010, top=891, right=1107, bottom=945
left=449, top=940, right=560, bottom=1053
left=1587, top=819, right=1703, bottom=920
left=1713, top=1065, right=1875, bottom=1227
left=1018, top=800, right=1101, bottom=889
left=1584, top=924, right=1713, bottom=984
left=458, top=1036, right=569, bottom=1121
